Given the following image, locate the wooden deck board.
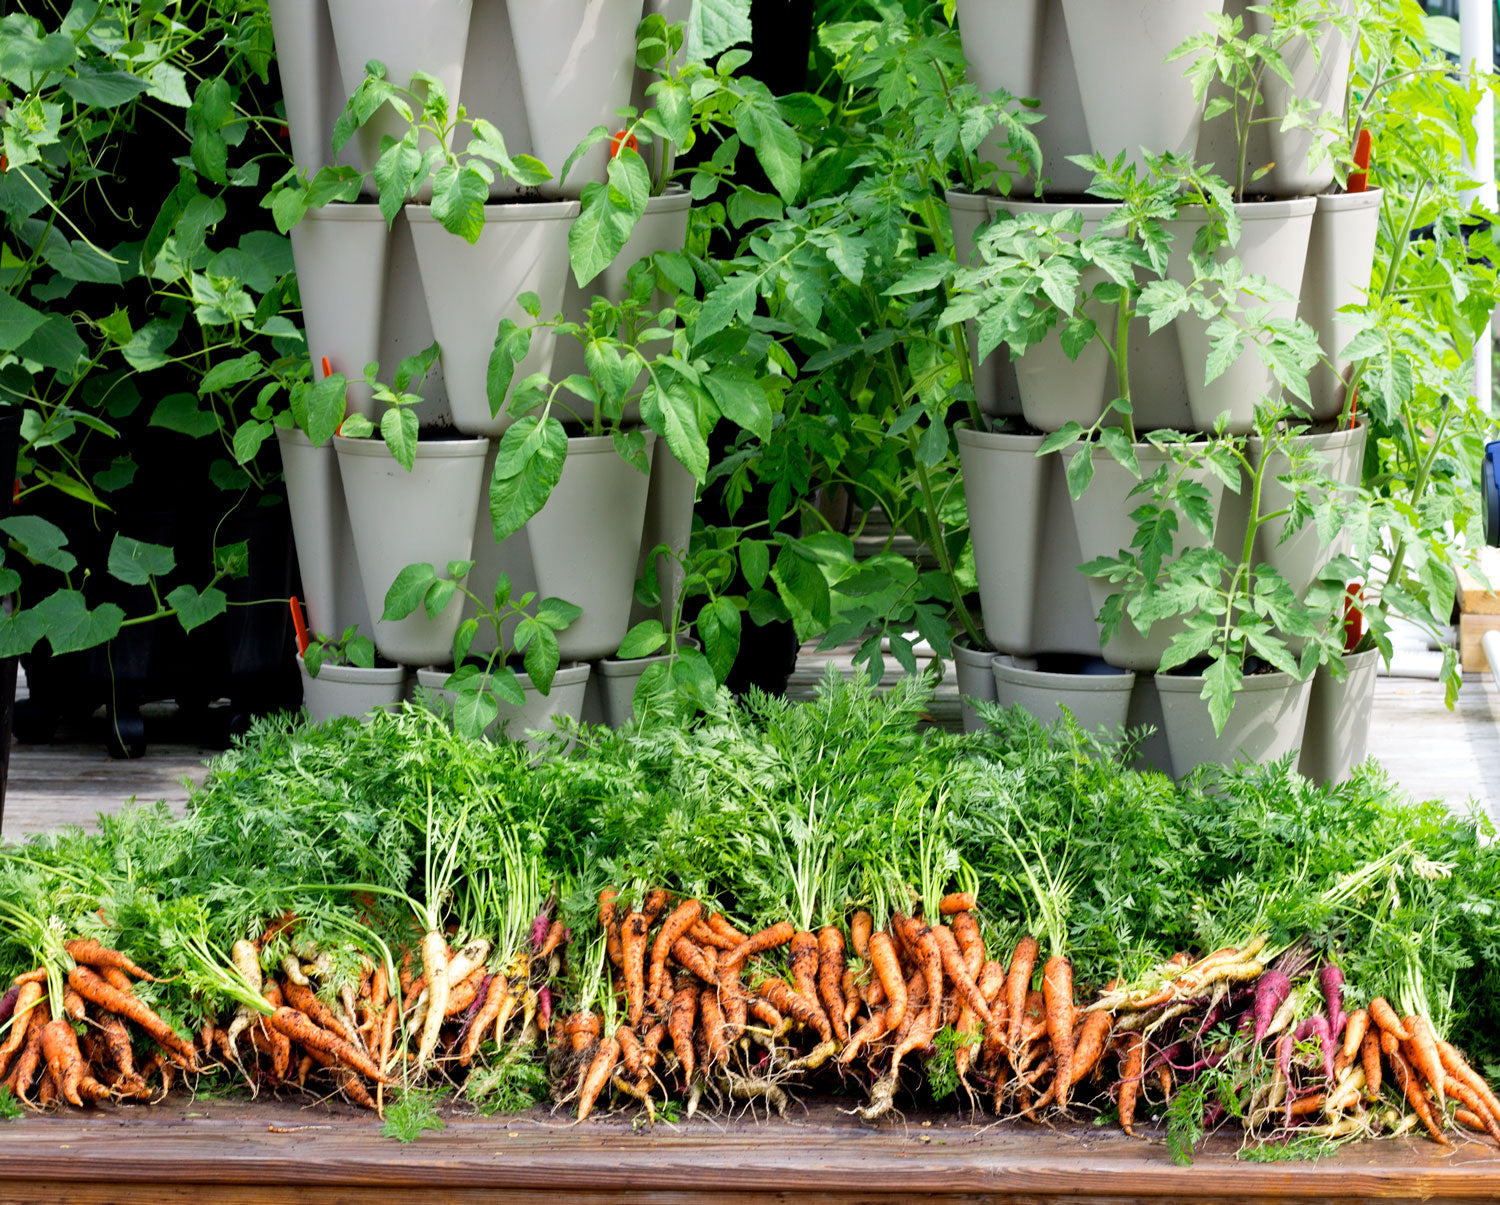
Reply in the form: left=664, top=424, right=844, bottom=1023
left=2, top=1099, right=1498, bottom=1203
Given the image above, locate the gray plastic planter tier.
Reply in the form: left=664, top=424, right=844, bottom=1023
left=947, top=191, right=1022, bottom=417
left=417, top=662, right=590, bottom=751
left=1298, top=646, right=1379, bottom=784
left=954, top=637, right=999, bottom=733
left=1165, top=198, right=1317, bottom=434
left=580, top=641, right=697, bottom=728
left=553, top=190, right=693, bottom=418
left=629, top=447, right=697, bottom=631
left=465, top=444, right=541, bottom=657
left=1166, top=198, right=1317, bottom=433
left=1156, top=668, right=1314, bottom=772
left=526, top=433, right=657, bottom=662
left=1065, top=441, right=1235, bottom=670
left=992, top=198, right=1120, bottom=432
left=992, top=656, right=1136, bottom=733
left=325, top=0, right=472, bottom=193
left=336, top=435, right=489, bottom=666
left=297, top=654, right=407, bottom=724
left=506, top=0, right=648, bottom=197
left=1251, top=422, right=1367, bottom=602
left=959, top=427, right=1096, bottom=657
left=1303, top=190, right=1383, bottom=421
left=278, top=427, right=371, bottom=639
left=288, top=204, right=390, bottom=417
left=953, top=0, right=1090, bottom=195
left=407, top=201, right=578, bottom=437
left=1196, top=0, right=1354, bottom=198
left=265, top=0, right=348, bottom=177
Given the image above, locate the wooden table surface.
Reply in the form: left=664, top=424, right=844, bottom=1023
left=3, top=1097, right=1499, bottom=1204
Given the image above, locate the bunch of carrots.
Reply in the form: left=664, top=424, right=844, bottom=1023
left=549, top=888, right=1500, bottom=1147
left=1095, top=941, right=1500, bottom=1147
left=0, top=941, right=197, bottom=1107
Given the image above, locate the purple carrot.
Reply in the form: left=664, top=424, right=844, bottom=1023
left=530, top=908, right=553, bottom=952
left=1253, top=970, right=1291, bottom=1043
left=1203, top=1100, right=1226, bottom=1129
left=1319, top=964, right=1345, bottom=1042
left=1294, top=1015, right=1336, bottom=1082
left=538, top=985, right=552, bottom=1030
left=454, top=972, right=494, bottom=1050
left=1278, top=1033, right=1296, bottom=1126
left=1176, top=1046, right=1232, bottom=1074
left=1145, top=1039, right=1190, bottom=1078
left=0, top=984, right=17, bottom=1029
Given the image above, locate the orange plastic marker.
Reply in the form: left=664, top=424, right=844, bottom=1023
left=1347, top=128, right=1372, bottom=194
left=290, top=596, right=310, bottom=656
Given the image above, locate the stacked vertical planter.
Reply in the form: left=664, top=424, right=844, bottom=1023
left=271, top=0, right=691, bottom=735
left=952, top=0, right=1380, bottom=778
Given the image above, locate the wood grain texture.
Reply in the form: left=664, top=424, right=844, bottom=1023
left=2, top=1100, right=1499, bottom=1203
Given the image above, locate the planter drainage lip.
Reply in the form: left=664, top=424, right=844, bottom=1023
left=992, top=658, right=1136, bottom=691
left=415, top=662, right=592, bottom=691
left=597, top=639, right=697, bottom=677
left=955, top=426, right=1045, bottom=452
left=565, top=433, right=642, bottom=456
left=296, top=653, right=407, bottom=686
left=333, top=434, right=490, bottom=461
left=1155, top=668, right=1307, bottom=695
left=1176, top=196, right=1318, bottom=221
left=944, top=188, right=991, bottom=212
left=1314, top=188, right=1383, bottom=214
left=644, top=188, right=694, bottom=214
left=404, top=200, right=582, bottom=224
left=301, top=203, right=390, bottom=222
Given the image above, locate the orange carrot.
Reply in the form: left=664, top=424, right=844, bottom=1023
left=932, top=923, right=993, bottom=1029
left=1043, top=955, right=1075, bottom=1107
left=689, top=921, right=736, bottom=951
left=1445, top=1076, right=1500, bottom=1144
left=443, top=968, right=485, bottom=1018
left=839, top=1005, right=889, bottom=1065
left=460, top=973, right=508, bottom=1066
left=1071, top=1009, right=1113, bottom=1084
left=670, top=938, right=720, bottom=985
left=599, top=889, right=623, bottom=968
left=789, top=931, right=829, bottom=1017
left=747, top=995, right=783, bottom=1034
left=622, top=911, right=650, bottom=1026
left=649, top=900, right=702, bottom=1005
left=1369, top=997, right=1411, bottom=1041
left=1438, top=1038, right=1500, bottom=1123
left=891, top=1010, right=937, bottom=1077
left=756, top=976, right=832, bottom=1041
left=668, top=978, right=698, bottom=1083
left=97, top=1012, right=136, bottom=1080
left=1382, top=1030, right=1449, bottom=1145
left=283, top=980, right=355, bottom=1042
left=577, top=1035, right=620, bottom=1121
left=1362, top=1031, right=1382, bottom=1102
left=1457, top=1107, right=1499, bottom=1141
left=10, top=999, right=49, bottom=1104
left=950, top=912, right=985, bottom=980
left=617, top=1024, right=645, bottom=1080
left=706, top=913, right=747, bottom=946
left=1288, top=1091, right=1327, bottom=1118
left=938, top=892, right=975, bottom=916
left=1403, top=1015, right=1446, bottom=1111
left=641, top=890, right=669, bottom=924
left=40, top=1019, right=87, bottom=1107
left=68, top=965, right=196, bottom=1069
left=718, top=959, right=748, bottom=1043
left=267, top=1008, right=389, bottom=1083
left=0, top=981, right=41, bottom=1081
left=64, top=940, right=156, bottom=982
left=911, top=924, right=943, bottom=1029
left=722, top=921, right=795, bottom=973
left=700, top=984, right=729, bottom=1068
left=540, top=920, right=567, bottom=960
left=13, top=970, right=44, bottom=987
left=1005, top=935, right=1039, bottom=1060
left=868, top=931, right=906, bottom=1032
left=816, top=927, right=849, bottom=1043
left=841, top=968, right=860, bottom=1028
left=850, top=911, right=873, bottom=962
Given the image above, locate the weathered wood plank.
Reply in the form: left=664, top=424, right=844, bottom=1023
left=1, top=1101, right=1498, bottom=1203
